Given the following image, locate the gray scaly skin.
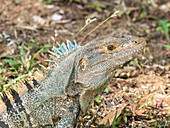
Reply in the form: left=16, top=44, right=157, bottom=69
left=0, top=36, right=146, bottom=128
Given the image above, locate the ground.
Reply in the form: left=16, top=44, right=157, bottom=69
left=0, top=0, right=169, bottom=127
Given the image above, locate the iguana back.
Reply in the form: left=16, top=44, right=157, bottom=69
left=0, top=37, right=146, bottom=128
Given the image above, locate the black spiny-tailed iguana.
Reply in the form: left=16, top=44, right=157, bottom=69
left=0, top=36, right=146, bottom=128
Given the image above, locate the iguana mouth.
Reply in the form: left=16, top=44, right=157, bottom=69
left=109, top=39, right=145, bottom=61
left=111, top=44, right=144, bottom=60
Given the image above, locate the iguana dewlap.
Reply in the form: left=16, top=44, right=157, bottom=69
left=0, top=37, right=146, bottom=128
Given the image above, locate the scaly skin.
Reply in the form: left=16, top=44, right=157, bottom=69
left=0, top=36, right=146, bottom=128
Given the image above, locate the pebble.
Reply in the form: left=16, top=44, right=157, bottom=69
left=51, top=13, right=63, bottom=21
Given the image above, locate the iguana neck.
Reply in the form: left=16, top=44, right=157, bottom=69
left=22, top=52, right=78, bottom=110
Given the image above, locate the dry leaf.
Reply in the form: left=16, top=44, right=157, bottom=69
left=136, top=93, right=170, bottom=115
left=32, top=53, right=48, bottom=66
left=0, top=44, right=16, bottom=58
left=4, top=71, right=13, bottom=77
left=99, top=103, right=128, bottom=125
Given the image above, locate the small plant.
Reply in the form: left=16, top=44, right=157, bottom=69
left=111, top=111, right=122, bottom=128
left=104, top=88, right=109, bottom=93
left=163, top=45, right=170, bottom=49
left=88, top=2, right=106, bottom=12
left=67, top=0, right=80, bottom=2
left=42, top=0, right=54, bottom=5
left=156, top=20, right=170, bottom=39
left=97, top=111, right=123, bottom=128
left=95, top=96, right=101, bottom=103
left=150, top=121, right=166, bottom=128
left=1, top=40, right=51, bottom=91
left=2, top=42, right=43, bottom=72
left=0, top=62, right=7, bottom=89
left=163, top=44, right=170, bottom=54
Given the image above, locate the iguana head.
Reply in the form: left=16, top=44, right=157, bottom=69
left=74, top=37, right=146, bottom=112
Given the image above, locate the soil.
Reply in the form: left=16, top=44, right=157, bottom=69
left=0, top=0, right=169, bottom=127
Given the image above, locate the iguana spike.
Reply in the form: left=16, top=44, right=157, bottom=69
left=74, top=40, right=79, bottom=48
left=48, top=51, right=60, bottom=58
left=53, top=46, right=63, bottom=55
left=57, top=42, right=66, bottom=54
left=68, top=40, right=76, bottom=49
left=47, top=60, right=56, bottom=63
left=62, top=43, right=68, bottom=52
left=67, top=40, right=73, bottom=51
left=48, top=40, right=80, bottom=62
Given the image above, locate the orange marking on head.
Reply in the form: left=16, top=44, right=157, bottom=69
left=80, top=58, right=87, bottom=71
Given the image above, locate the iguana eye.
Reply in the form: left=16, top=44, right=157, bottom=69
left=107, top=45, right=116, bottom=51
left=79, top=58, right=87, bottom=71
left=103, top=43, right=119, bottom=53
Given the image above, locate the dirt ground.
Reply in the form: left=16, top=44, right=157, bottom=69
left=0, top=0, right=169, bottom=127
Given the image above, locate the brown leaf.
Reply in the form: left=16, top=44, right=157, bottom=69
left=4, top=71, right=13, bottom=77
left=32, top=53, right=48, bottom=66
left=134, top=110, right=143, bottom=116
left=99, top=103, right=128, bottom=125
left=137, top=93, right=156, bottom=106
left=136, top=93, right=170, bottom=115
left=0, top=44, right=16, bottom=58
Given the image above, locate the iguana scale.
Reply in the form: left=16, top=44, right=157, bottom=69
left=0, top=36, right=146, bottom=128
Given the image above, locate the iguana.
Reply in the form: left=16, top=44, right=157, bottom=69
left=0, top=36, right=146, bottom=128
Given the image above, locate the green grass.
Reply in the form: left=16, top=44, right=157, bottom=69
left=156, top=20, right=170, bottom=39
left=0, top=40, right=52, bottom=91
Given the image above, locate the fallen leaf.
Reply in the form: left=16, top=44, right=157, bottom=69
left=136, top=93, right=170, bottom=115
left=4, top=71, right=13, bottom=77
left=0, top=44, right=16, bottom=58
left=99, top=103, right=128, bottom=125
left=134, top=110, right=143, bottom=116
left=32, top=53, right=48, bottom=66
